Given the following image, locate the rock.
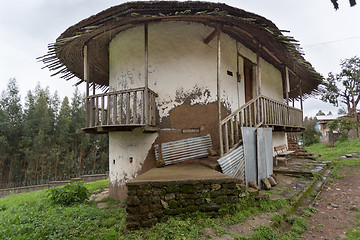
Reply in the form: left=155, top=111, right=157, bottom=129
left=268, top=176, right=277, bottom=186
left=339, top=155, right=347, bottom=160
left=208, top=147, right=217, bottom=156
left=345, top=154, right=353, bottom=158
left=248, top=181, right=260, bottom=191
left=271, top=173, right=278, bottom=183
left=261, top=178, right=271, bottom=190
left=160, top=199, right=168, bottom=209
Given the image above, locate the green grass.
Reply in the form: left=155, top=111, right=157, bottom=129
left=306, top=138, right=360, bottom=162
left=0, top=182, right=291, bottom=240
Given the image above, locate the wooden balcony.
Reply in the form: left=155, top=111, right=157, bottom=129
left=220, top=95, right=304, bottom=155
left=83, top=87, right=158, bottom=133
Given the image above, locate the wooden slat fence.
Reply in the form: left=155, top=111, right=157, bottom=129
left=86, top=87, right=157, bottom=128
left=220, top=95, right=303, bottom=155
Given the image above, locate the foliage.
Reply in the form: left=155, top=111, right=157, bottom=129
left=302, top=205, right=318, bottom=217
left=319, top=56, right=360, bottom=114
left=331, top=0, right=357, bottom=10
left=328, top=116, right=356, bottom=141
left=0, top=79, right=108, bottom=187
left=48, top=182, right=90, bottom=206
left=289, top=216, right=308, bottom=234
left=303, top=117, right=321, bottom=146
left=249, top=225, right=278, bottom=240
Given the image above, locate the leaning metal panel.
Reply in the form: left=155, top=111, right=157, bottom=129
left=242, top=127, right=257, bottom=186
left=257, top=128, right=273, bottom=188
left=217, top=145, right=245, bottom=181
left=154, top=134, right=212, bottom=165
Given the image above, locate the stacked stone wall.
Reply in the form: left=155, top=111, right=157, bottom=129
left=126, top=179, right=246, bottom=229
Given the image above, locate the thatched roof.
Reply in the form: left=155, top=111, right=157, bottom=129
left=40, top=1, right=322, bottom=98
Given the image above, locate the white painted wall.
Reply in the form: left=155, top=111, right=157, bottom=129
left=109, top=129, right=158, bottom=187
left=272, top=132, right=287, bottom=155
left=260, top=58, right=283, bottom=101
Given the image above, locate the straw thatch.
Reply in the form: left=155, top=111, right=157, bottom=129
left=39, top=1, right=322, bottom=98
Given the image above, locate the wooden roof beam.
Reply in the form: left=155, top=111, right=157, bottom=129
left=204, top=28, right=218, bottom=44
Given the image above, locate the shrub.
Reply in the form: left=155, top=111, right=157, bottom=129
left=48, top=182, right=90, bottom=206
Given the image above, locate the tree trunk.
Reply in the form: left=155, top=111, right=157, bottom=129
left=92, top=148, right=97, bottom=174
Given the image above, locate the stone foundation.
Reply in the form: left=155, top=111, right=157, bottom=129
left=126, top=178, right=245, bottom=229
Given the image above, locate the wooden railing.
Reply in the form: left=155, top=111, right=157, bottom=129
left=220, top=95, right=303, bottom=155
left=86, top=87, right=157, bottom=128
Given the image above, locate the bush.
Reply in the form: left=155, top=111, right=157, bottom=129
left=48, top=182, right=90, bottom=206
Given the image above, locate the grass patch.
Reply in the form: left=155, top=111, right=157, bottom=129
left=302, top=205, right=318, bottom=217
left=306, top=138, right=360, bottom=162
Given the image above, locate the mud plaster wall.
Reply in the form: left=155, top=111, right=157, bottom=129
left=108, top=128, right=158, bottom=200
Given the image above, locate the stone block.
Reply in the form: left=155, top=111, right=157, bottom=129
left=180, top=185, right=194, bottom=193
left=165, top=193, right=176, bottom=201
left=127, top=196, right=140, bottom=206
left=211, top=183, right=221, bottom=191
left=168, top=200, right=179, bottom=209
left=261, top=178, right=271, bottom=190
left=199, top=204, right=220, bottom=212
left=166, top=185, right=180, bottom=193
left=139, top=205, right=149, bottom=214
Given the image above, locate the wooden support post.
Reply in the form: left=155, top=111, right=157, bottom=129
left=217, top=24, right=223, bottom=156
left=256, top=44, right=262, bottom=96
left=83, top=45, right=90, bottom=127
left=285, top=67, right=290, bottom=105
left=84, top=45, right=89, bottom=97
left=299, top=79, right=303, bottom=110
left=144, top=23, right=149, bottom=125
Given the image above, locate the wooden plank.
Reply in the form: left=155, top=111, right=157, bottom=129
left=224, top=122, right=229, bottom=154
left=107, top=95, right=111, bottom=125
left=141, top=90, right=145, bottom=125
left=204, top=28, right=218, bottom=44
left=144, top=23, right=149, bottom=125
left=126, top=92, right=130, bottom=124
left=113, top=94, right=118, bottom=125
left=285, top=67, right=290, bottom=105
left=133, top=91, right=138, bottom=124
left=230, top=119, right=234, bottom=148
left=89, top=97, right=94, bottom=127
left=101, top=95, right=105, bottom=125
left=95, top=97, right=99, bottom=125
left=217, top=24, right=223, bottom=156
left=234, top=115, right=239, bottom=144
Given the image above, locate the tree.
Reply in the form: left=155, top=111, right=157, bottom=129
left=320, top=56, right=360, bottom=114
left=331, top=0, right=357, bottom=10
left=315, top=110, right=326, bottom=116
left=303, top=117, right=321, bottom=146
left=327, top=111, right=333, bottom=115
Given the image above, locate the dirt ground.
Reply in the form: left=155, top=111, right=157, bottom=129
left=301, top=166, right=360, bottom=240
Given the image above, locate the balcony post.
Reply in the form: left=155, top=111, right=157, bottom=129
left=285, top=66, right=290, bottom=105
left=256, top=44, right=262, bottom=95
left=144, top=23, right=149, bottom=125
left=83, top=44, right=90, bottom=127
left=216, top=24, right=223, bottom=156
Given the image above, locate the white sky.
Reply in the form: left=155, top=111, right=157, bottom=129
left=0, top=0, right=359, bottom=117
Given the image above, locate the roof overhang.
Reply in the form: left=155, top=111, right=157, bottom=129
left=40, top=1, right=322, bottom=99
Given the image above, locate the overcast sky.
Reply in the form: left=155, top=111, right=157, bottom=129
left=1, top=0, right=359, bottom=117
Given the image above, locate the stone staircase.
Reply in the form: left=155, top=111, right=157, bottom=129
left=287, top=134, right=318, bottom=159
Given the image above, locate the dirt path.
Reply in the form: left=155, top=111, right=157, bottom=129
left=302, top=166, right=360, bottom=239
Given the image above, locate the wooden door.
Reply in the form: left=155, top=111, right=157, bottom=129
left=244, top=62, right=253, bottom=103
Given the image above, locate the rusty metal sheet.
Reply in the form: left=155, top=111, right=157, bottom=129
left=217, top=145, right=245, bottom=181
left=154, top=134, right=212, bottom=165
left=257, top=128, right=273, bottom=188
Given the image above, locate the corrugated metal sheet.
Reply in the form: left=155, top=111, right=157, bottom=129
left=154, top=134, right=212, bottom=165
left=217, top=145, right=245, bottom=180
